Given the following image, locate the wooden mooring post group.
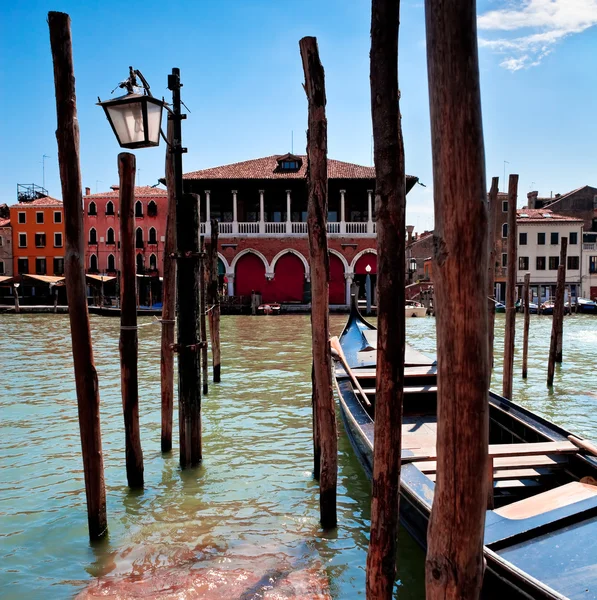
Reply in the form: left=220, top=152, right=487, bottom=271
left=48, top=11, right=222, bottom=541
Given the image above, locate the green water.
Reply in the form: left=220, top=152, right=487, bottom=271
left=0, top=313, right=595, bottom=598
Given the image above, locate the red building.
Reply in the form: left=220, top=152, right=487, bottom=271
left=82, top=185, right=169, bottom=276
left=183, top=154, right=417, bottom=305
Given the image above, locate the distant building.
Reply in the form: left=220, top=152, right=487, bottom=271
left=515, top=209, right=583, bottom=301
left=82, top=185, right=169, bottom=276
left=0, top=216, right=12, bottom=277
left=9, top=197, right=65, bottom=278
left=182, top=154, right=417, bottom=305
left=527, top=186, right=597, bottom=232
left=582, top=232, right=597, bottom=300
left=405, top=228, right=433, bottom=284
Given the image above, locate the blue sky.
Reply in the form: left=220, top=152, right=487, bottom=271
left=1, top=0, right=596, bottom=232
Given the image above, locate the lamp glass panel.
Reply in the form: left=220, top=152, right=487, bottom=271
left=106, top=100, right=146, bottom=146
left=146, top=102, right=163, bottom=145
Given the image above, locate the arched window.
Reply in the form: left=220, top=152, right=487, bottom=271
left=90, top=254, right=98, bottom=273
left=147, top=201, right=157, bottom=217
left=106, top=227, right=115, bottom=244
left=502, top=223, right=508, bottom=238
left=148, top=227, right=157, bottom=244
left=135, top=201, right=143, bottom=218
left=149, top=253, right=157, bottom=270
left=136, top=253, right=144, bottom=273
left=135, top=227, right=144, bottom=248
left=88, top=201, right=97, bottom=216
left=89, top=227, right=97, bottom=244
left=105, top=201, right=115, bottom=216
left=107, top=254, right=116, bottom=272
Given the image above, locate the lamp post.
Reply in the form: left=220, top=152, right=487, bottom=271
left=98, top=67, right=203, bottom=468
left=365, top=263, right=372, bottom=315
left=409, top=257, right=417, bottom=284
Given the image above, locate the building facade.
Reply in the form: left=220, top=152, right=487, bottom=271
left=0, top=217, right=12, bottom=276
left=82, top=185, right=169, bottom=276
left=582, top=232, right=597, bottom=300
left=9, top=197, right=65, bottom=277
left=527, top=186, right=597, bottom=232
left=515, top=209, right=583, bottom=301
left=182, top=154, right=417, bottom=305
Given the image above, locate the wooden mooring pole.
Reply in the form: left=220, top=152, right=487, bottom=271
left=487, top=177, right=499, bottom=367
left=366, top=1, right=406, bottom=597
left=13, top=284, right=20, bottom=314
left=424, top=0, right=490, bottom=596
left=118, top=152, right=144, bottom=489
left=522, top=273, right=530, bottom=379
left=208, top=219, right=221, bottom=382
left=548, top=238, right=567, bottom=385
left=160, top=119, right=177, bottom=453
left=299, top=35, right=337, bottom=529
left=200, top=231, right=209, bottom=396
left=503, top=174, right=519, bottom=400
left=48, top=11, right=107, bottom=539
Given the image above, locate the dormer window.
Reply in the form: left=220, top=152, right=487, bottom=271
left=276, top=153, right=302, bottom=172
left=282, top=160, right=298, bottom=170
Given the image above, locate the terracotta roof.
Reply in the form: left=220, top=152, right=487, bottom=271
left=11, top=196, right=63, bottom=208
left=517, top=209, right=583, bottom=223
left=0, top=218, right=10, bottom=227
left=85, top=186, right=168, bottom=199
left=184, top=155, right=418, bottom=186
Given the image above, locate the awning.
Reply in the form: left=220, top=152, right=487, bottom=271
left=86, top=274, right=117, bottom=283
left=0, top=276, right=14, bottom=285
left=24, top=274, right=66, bottom=285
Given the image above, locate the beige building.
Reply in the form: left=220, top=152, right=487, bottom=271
left=581, top=232, right=597, bottom=300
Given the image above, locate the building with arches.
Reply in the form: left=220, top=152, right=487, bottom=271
left=82, top=185, right=169, bottom=277
left=182, top=154, right=418, bottom=305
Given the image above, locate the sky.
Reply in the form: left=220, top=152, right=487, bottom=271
left=1, top=0, right=596, bottom=233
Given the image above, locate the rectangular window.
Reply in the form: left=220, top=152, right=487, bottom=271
left=519, top=232, right=527, bottom=245
left=54, top=211, right=62, bottom=224
left=551, top=232, right=559, bottom=245
left=35, top=233, right=46, bottom=248
left=536, top=256, right=546, bottom=270
left=537, top=232, right=545, bottom=245
left=502, top=201, right=508, bottom=212
left=569, top=232, right=578, bottom=245
left=549, top=256, right=559, bottom=270
left=567, top=256, right=580, bottom=270
left=18, top=233, right=27, bottom=247
left=590, top=256, right=597, bottom=274
left=35, top=258, right=47, bottom=275
left=53, top=257, right=64, bottom=276
left=18, top=258, right=28, bottom=274
left=502, top=253, right=507, bottom=267
left=36, top=212, right=44, bottom=224
left=519, top=257, right=529, bottom=270
left=54, top=232, right=63, bottom=248
left=0, top=260, right=4, bottom=275
left=18, top=212, right=26, bottom=224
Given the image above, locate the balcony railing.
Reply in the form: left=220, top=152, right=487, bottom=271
left=346, top=222, right=368, bottom=234
left=265, top=222, right=286, bottom=234
left=584, top=243, right=595, bottom=251
left=327, top=222, right=340, bottom=234
left=239, top=222, right=260, bottom=234
left=291, top=222, right=308, bottom=234
left=200, top=220, right=375, bottom=237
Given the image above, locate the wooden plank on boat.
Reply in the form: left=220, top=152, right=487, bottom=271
left=355, top=385, right=438, bottom=396
left=427, top=467, right=556, bottom=482
left=336, top=365, right=437, bottom=380
left=494, top=481, right=597, bottom=520
left=416, top=454, right=570, bottom=474
left=403, top=441, right=578, bottom=463
left=361, top=331, right=436, bottom=366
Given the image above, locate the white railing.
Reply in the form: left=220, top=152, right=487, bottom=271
left=265, top=222, right=286, bottom=234
left=218, top=222, right=233, bottom=234
left=327, top=222, right=340, bottom=234
left=292, top=222, right=308, bottom=234
left=200, top=223, right=206, bottom=234
left=346, top=222, right=368, bottom=234
left=372, top=222, right=376, bottom=234
left=584, top=243, right=595, bottom=251
left=238, top=222, right=260, bottom=234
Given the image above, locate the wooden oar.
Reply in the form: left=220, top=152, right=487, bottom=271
left=330, top=336, right=372, bottom=407
left=568, top=435, right=597, bottom=456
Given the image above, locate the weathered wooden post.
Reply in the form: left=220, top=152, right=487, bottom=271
left=487, top=177, right=499, bottom=367
left=48, top=11, right=107, bottom=539
left=118, top=152, right=144, bottom=488
left=548, top=238, right=567, bottom=385
left=53, top=284, right=59, bottom=313
left=366, top=1, right=407, bottom=597
left=424, top=0, right=490, bottom=596
left=13, top=283, right=20, bottom=314
left=160, top=119, right=176, bottom=453
left=200, top=231, right=209, bottom=396
left=503, top=174, right=518, bottom=400
left=299, top=35, right=337, bottom=529
left=208, top=219, right=221, bottom=382
left=522, top=273, right=530, bottom=379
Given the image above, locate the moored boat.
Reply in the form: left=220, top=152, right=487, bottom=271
left=333, top=299, right=597, bottom=599
left=405, top=300, right=427, bottom=318
left=577, top=298, right=597, bottom=314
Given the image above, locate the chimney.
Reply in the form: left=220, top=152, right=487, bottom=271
left=85, top=187, right=91, bottom=196
left=110, top=185, right=119, bottom=191
left=527, top=190, right=539, bottom=209
left=407, top=225, right=414, bottom=243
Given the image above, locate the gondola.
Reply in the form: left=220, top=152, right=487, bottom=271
left=333, top=298, right=597, bottom=599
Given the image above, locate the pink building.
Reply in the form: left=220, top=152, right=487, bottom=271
left=82, top=185, right=169, bottom=276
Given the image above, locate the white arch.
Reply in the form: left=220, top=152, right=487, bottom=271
left=217, top=252, right=231, bottom=273
left=350, top=248, right=377, bottom=272
left=135, top=226, right=143, bottom=241
left=149, top=253, right=157, bottom=269
left=106, top=200, right=115, bottom=215
left=88, top=201, right=97, bottom=215
left=89, top=253, right=98, bottom=270
left=270, top=248, right=309, bottom=276
left=89, top=227, right=97, bottom=243
left=329, top=248, right=350, bottom=273
left=106, top=227, right=115, bottom=244
left=148, top=226, right=157, bottom=244
left=107, top=253, right=116, bottom=271
left=135, top=200, right=144, bottom=216
left=230, top=248, right=270, bottom=272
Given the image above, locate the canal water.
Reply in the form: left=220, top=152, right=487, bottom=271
left=0, top=313, right=596, bottom=599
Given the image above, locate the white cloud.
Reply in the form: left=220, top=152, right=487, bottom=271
left=478, top=0, right=597, bottom=70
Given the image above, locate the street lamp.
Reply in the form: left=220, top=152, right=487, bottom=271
left=365, top=264, right=372, bottom=315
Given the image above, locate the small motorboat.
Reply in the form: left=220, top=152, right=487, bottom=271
left=405, top=300, right=427, bottom=318
left=257, top=302, right=281, bottom=315
left=577, top=298, right=597, bottom=314
left=540, top=301, right=554, bottom=315
left=333, top=298, right=597, bottom=599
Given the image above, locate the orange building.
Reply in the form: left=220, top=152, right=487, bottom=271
left=9, top=197, right=65, bottom=277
